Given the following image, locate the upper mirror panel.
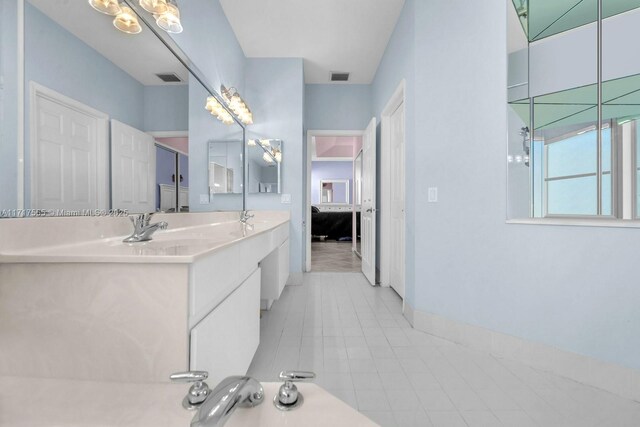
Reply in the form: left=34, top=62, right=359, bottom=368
left=0, top=0, right=244, bottom=216
left=515, top=0, right=640, bottom=42
left=247, top=138, right=282, bottom=194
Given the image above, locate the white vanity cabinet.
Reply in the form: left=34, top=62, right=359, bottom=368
left=0, top=212, right=291, bottom=385
left=190, top=267, right=261, bottom=387
left=260, top=239, right=290, bottom=310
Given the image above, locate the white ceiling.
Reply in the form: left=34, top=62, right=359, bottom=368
left=28, top=0, right=188, bottom=86
left=219, top=0, right=405, bottom=84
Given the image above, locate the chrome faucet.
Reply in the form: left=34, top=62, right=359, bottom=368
left=172, top=372, right=264, bottom=427
left=123, top=213, right=168, bottom=243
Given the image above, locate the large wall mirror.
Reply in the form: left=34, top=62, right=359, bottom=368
left=0, top=0, right=245, bottom=217
left=507, top=0, right=640, bottom=221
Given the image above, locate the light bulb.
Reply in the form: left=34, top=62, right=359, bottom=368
left=113, top=6, right=142, bottom=34
left=263, top=152, right=274, bottom=163
left=155, top=2, right=183, bottom=34
left=260, top=139, right=271, bottom=147
left=88, top=0, right=122, bottom=16
left=248, top=139, right=257, bottom=146
left=139, top=0, right=168, bottom=14
left=274, top=151, right=282, bottom=163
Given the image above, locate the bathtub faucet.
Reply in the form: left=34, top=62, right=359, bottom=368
left=123, top=213, right=168, bottom=243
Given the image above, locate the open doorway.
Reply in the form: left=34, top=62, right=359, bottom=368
left=151, top=132, right=189, bottom=213
left=306, top=131, right=363, bottom=272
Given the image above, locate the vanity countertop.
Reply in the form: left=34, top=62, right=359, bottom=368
left=0, top=378, right=377, bottom=427
left=0, top=212, right=289, bottom=264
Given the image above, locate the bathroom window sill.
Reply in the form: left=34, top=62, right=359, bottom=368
left=506, top=218, right=640, bottom=229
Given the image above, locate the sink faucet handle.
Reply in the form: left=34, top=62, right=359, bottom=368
left=170, top=371, right=208, bottom=383
left=170, top=371, right=211, bottom=410
left=279, top=371, right=316, bottom=382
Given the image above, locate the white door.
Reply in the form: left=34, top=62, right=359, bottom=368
left=111, top=120, right=156, bottom=213
left=389, top=103, right=406, bottom=298
left=361, top=118, right=377, bottom=285
left=31, top=85, right=108, bottom=210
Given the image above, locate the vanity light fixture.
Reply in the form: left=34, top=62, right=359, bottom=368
left=88, top=0, right=122, bottom=16
left=139, top=0, right=168, bottom=14
left=248, top=139, right=257, bottom=146
left=205, top=96, right=235, bottom=125
left=113, top=4, right=143, bottom=34
left=221, top=85, right=254, bottom=125
left=155, top=0, right=183, bottom=34
left=259, top=139, right=271, bottom=147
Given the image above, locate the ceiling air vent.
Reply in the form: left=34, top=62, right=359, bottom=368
left=330, top=72, right=350, bottom=82
left=155, top=73, right=182, bottom=83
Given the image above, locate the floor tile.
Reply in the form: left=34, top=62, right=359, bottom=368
left=249, top=273, right=640, bottom=426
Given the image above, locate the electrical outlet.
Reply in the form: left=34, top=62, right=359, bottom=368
left=428, top=187, right=438, bottom=203
left=281, top=194, right=291, bottom=204
left=200, top=194, right=209, bottom=204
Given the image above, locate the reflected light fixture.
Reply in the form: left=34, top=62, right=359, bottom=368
left=88, top=0, right=122, bottom=15
left=247, top=139, right=257, bottom=146
left=263, top=152, right=274, bottom=163
left=139, top=0, right=168, bottom=14
left=206, top=96, right=235, bottom=125
left=113, top=5, right=142, bottom=34
left=259, top=139, right=271, bottom=147
left=155, top=0, right=183, bottom=34
left=221, top=85, right=253, bottom=125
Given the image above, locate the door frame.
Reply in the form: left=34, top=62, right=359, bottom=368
left=305, top=129, right=364, bottom=272
left=29, top=82, right=109, bottom=210
left=380, top=80, right=406, bottom=288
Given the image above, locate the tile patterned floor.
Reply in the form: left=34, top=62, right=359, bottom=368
left=248, top=273, right=640, bottom=427
left=311, top=241, right=361, bottom=272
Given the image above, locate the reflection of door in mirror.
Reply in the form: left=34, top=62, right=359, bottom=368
left=155, top=139, right=189, bottom=213
left=16, top=0, right=190, bottom=215
left=354, top=151, right=363, bottom=206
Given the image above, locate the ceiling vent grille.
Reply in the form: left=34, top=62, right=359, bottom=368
left=155, top=73, right=182, bottom=83
left=330, top=72, right=350, bottom=82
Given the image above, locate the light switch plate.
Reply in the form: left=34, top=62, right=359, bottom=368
left=281, top=194, right=291, bottom=204
left=200, top=194, right=209, bottom=204
left=428, top=187, right=438, bottom=203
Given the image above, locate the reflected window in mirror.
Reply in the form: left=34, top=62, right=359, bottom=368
left=506, top=0, right=640, bottom=222
left=247, top=139, right=282, bottom=194
left=320, top=180, right=350, bottom=205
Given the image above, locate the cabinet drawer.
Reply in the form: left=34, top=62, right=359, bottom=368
left=189, top=267, right=261, bottom=387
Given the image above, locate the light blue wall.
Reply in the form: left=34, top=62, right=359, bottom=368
left=170, top=0, right=245, bottom=96
left=144, top=85, right=189, bottom=132
left=245, top=58, right=305, bottom=273
left=305, top=84, right=372, bottom=131
left=396, top=0, right=640, bottom=370
left=371, top=0, right=416, bottom=296
left=24, top=3, right=145, bottom=130
left=311, top=161, right=353, bottom=205
left=0, top=0, right=18, bottom=210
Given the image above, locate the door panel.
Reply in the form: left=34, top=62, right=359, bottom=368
left=390, top=103, right=406, bottom=298
left=32, top=93, right=104, bottom=210
left=361, top=118, right=377, bottom=285
left=111, top=120, right=156, bottom=212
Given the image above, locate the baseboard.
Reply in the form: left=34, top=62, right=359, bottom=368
left=408, top=303, right=640, bottom=402
left=286, top=272, right=304, bottom=286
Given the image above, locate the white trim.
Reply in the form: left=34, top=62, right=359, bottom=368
left=380, top=80, right=406, bottom=289
left=306, top=130, right=364, bottom=272
left=407, top=303, right=640, bottom=402
left=29, top=82, right=110, bottom=210
left=147, top=130, right=188, bottom=138
left=506, top=218, right=640, bottom=228
left=17, top=0, right=24, bottom=210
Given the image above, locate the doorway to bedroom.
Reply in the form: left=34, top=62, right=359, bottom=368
left=306, top=132, right=363, bottom=272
